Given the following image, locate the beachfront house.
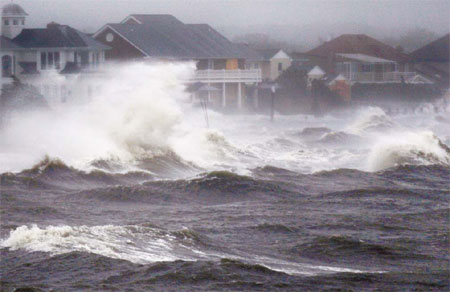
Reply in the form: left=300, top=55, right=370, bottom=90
left=93, top=14, right=262, bottom=109
left=306, top=34, right=429, bottom=84
left=1, top=3, right=110, bottom=105
left=245, top=49, right=292, bottom=81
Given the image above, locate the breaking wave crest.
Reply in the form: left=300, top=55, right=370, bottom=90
left=347, top=107, right=396, bottom=135
left=0, top=224, right=208, bottom=264
left=368, top=131, right=450, bottom=171
left=0, top=62, right=239, bottom=176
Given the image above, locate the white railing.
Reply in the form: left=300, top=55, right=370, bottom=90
left=383, top=72, right=417, bottom=83
left=342, top=71, right=418, bottom=83
left=190, top=69, right=262, bottom=83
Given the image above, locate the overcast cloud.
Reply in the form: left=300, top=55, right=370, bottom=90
left=2, top=0, right=449, bottom=49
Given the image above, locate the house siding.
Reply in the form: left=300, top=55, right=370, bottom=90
left=270, top=57, right=291, bottom=80
left=95, top=27, right=145, bottom=60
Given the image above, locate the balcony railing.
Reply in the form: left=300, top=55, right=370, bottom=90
left=342, top=71, right=418, bottom=83
left=189, top=69, right=262, bottom=83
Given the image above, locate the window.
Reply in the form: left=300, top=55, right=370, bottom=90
left=21, top=20, right=25, bottom=25
left=4, top=20, right=9, bottom=26
left=2, top=55, right=13, bottom=77
left=40, top=52, right=61, bottom=70
left=40, top=53, right=47, bottom=70
left=13, top=19, right=18, bottom=25
left=278, top=62, right=283, bottom=72
left=361, top=64, right=372, bottom=72
left=106, top=33, right=114, bottom=42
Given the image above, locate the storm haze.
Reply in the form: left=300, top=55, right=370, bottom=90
left=3, top=0, right=449, bottom=51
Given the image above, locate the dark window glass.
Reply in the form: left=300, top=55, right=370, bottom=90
left=362, top=64, right=372, bottom=72
left=80, top=52, right=89, bottom=67
left=41, top=52, right=47, bottom=70
left=21, top=20, right=25, bottom=25
left=13, top=19, right=18, bottom=25
left=4, top=20, right=9, bottom=25
left=278, top=63, right=282, bottom=71
left=54, top=52, right=60, bottom=69
left=48, top=52, right=54, bottom=67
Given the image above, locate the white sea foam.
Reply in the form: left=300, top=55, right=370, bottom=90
left=368, top=130, right=450, bottom=171
left=0, top=224, right=202, bottom=264
left=1, top=62, right=449, bottom=175
left=0, top=62, right=236, bottom=174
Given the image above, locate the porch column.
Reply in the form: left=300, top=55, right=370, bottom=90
left=253, top=87, right=259, bottom=109
left=222, top=82, right=226, bottom=108
left=207, top=82, right=211, bottom=102
left=237, top=82, right=242, bottom=109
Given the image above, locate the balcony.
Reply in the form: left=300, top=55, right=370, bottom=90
left=189, top=69, right=262, bottom=83
left=343, top=71, right=420, bottom=83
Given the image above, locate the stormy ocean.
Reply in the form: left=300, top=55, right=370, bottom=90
left=1, top=63, right=449, bottom=291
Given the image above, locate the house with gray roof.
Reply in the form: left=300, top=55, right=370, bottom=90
left=93, top=14, right=262, bottom=109
left=1, top=3, right=109, bottom=104
left=244, top=48, right=292, bottom=81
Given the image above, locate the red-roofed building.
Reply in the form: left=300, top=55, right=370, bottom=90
left=306, top=34, right=422, bottom=84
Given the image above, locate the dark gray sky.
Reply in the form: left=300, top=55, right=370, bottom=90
left=3, top=0, right=449, bottom=48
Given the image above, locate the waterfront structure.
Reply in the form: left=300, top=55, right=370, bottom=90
left=410, top=34, right=449, bottom=89
left=93, top=14, right=262, bottom=109
left=306, top=34, right=428, bottom=84
left=1, top=3, right=109, bottom=105
left=245, top=49, right=292, bottom=81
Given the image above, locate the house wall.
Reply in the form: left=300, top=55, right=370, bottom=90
left=197, top=59, right=245, bottom=70
left=95, top=27, right=146, bottom=60
left=259, top=61, right=271, bottom=80
left=270, top=57, right=291, bottom=80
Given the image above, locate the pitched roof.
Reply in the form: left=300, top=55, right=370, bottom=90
left=307, top=34, right=410, bottom=63
left=336, top=53, right=395, bottom=63
left=308, top=65, right=325, bottom=76
left=127, top=14, right=184, bottom=26
left=0, top=35, right=22, bottom=50
left=410, top=34, right=450, bottom=62
left=13, top=23, right=109, bottom=50
left=2, top=3, right=28, bottom=16
left=103, top=16, right=251, bottom=59
left=255, top=48, right=280, bottom=60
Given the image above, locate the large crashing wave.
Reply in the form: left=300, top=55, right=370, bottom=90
left=0, top=62, right=237, bottom=175
left=368, top=131, right=450, bottom=171
left=346, top=107, right=396, bottom=135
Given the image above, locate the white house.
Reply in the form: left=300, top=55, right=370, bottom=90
left=245, top=49, right=292, bottom=81
left=1, top=3, right=109, bottom=105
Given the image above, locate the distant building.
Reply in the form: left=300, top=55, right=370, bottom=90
left=245, top=49, right=292, bottom=81
left=1, top=3, right=110, bottom=105
left=305, top=34, right=430, bottom=84
left=410, top=34, right=449, bottom=89
left=93, top=14, right=262, bottom=109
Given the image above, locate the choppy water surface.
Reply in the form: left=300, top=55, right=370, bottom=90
left=1, top=63, right=449, bottom=291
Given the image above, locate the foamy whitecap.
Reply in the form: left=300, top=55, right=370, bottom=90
left=368, top=131, right=450, bottom=171
left=0, top=224, right=203, bottom=264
